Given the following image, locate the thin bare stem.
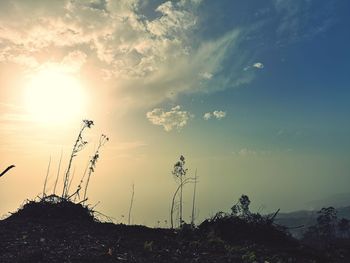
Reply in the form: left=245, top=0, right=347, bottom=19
left=53, top=150, right=63, bottom=195
left=67, top=166, right=76, bottom=195
left=128, top=183, right=135, bottom=225
left=62, top=127, right=83, bottom=198
left=191, top=169, right=198, bottom=226
left=171, top=155, right=187, bottom=227
left=42, top=156, right=51, bottom=198
left=83, top=134, right=109, bottom=202
left=170, top=177, right=195, bottom=229
left=72, top=159, right=90, bottom=202
left=180, top=175, right=183, bottom=225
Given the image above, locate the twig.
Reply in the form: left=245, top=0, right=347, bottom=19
left=83, top=134, right=109, bottom=202
left=53, top=149, right=63, bottom=195
left=285, top=224, right=305, bottom=229
left=191, top=169, right=198, bottom=226
left=73, top=159, right=90, bottom=202
left=128, top=183, right=135, bottom=225
left=42, top=156, right=51, bottom=198
left=93, top=211, right=115, bottom=222
left=67, top=166, right=76, bottom=196
left=268, top=208, right=281, bottom=222
left=0, top=165, right=15, bottom=178
left=77, top=198, right=88, bottom=204
left=91, top=201, right=100, bottom=210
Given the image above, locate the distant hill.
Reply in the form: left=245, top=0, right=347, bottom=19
left=275, top=206, right=350, bottom=238
left=306, top=193, right=350, bottom=210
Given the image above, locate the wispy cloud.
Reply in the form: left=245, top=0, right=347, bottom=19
left=107, top=140, right=147, bottom=151
left=146, top=105, right=193, bottom=131
left=238, top=148, right=257, bottom=156
left=0, top=103, right=31, bottom=125
left=233, top=148, right=272, bottom=157
left=272, top=0, right=336, bottom=44
left=199, top=72, right=213, bottom=80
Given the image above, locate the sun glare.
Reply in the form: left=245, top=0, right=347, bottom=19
left=24, top=66, right=87, bottom=124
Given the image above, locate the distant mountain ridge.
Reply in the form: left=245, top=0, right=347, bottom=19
left=306, top=192, right=350, bottom=210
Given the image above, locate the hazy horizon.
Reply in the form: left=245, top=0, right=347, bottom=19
left=1, top=0, right=349, bottom=226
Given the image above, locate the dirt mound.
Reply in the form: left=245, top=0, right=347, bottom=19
left=198, top=212, right=297, bottom=247
left=5, top=195, right=95, bottom=223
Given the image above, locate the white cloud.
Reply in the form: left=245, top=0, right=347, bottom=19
left=203, top=112, right=212, bottom=120
left=252, top=62, right=264, bottom=69
left=238, top=148, right=257, bottom=156
left=203, top=110, right=226, bottom=120
left=146, top=105, right=193, bottom=131
left=213, top=110, right=226, bottom=120
left=234, top=148, right=272, bottom=157
left=146, top=1, right=196, bottom=37
left=244, top=62, right=264, bottom=71
left=199, top=72, right=213, bottom=80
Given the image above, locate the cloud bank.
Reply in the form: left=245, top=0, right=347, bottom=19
left=0, top=0, right=253, bottom=108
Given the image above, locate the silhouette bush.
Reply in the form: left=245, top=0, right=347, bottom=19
left=6, top=195, right=95, bottom=223
left=198, top=195, right=295, bottom=247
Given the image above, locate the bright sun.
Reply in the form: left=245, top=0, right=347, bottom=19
left=24, top=66, right=87, bottom=124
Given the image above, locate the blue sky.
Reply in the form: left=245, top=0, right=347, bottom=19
left=0, top=0, right=349, bottom=225
left=176, top=0, right=350, bottom=154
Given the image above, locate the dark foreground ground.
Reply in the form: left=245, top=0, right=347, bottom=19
left=0, top=200, right=347, bottom=263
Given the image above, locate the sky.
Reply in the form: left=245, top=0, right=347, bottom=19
left=0, top=0, right=349, bottom=226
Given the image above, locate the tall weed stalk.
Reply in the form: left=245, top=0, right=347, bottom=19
left=62, top=119, right=93, bottom=199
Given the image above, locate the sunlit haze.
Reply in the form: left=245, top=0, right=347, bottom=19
left=24, top=65, right=87, bottom=124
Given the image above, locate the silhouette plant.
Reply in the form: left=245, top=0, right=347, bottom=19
left=231, top=194, right=251, bottom=219
left=171, top=155, right=188, bottom=227
left=82, top=134, right=109, bottom=202
left=62, top=119, right=93, bottom=199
